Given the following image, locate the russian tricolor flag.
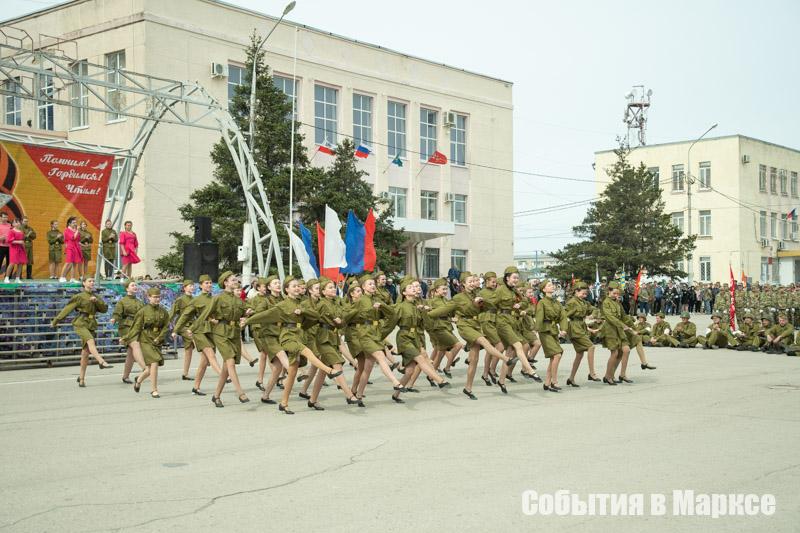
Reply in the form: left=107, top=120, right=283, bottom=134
left=355, top=144, right=371, bottom=158
left=341, top=209, right=376, bottom=273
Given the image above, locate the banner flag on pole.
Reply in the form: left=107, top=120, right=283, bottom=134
left=729, top=265, right=737, bottom=330
left=364, top=208, right=376, bottom=272
left=342, top=210, right=366, bottom=274
left=323, top=205, right=348, bottom=269
left=316, top=221, right=341, bottom=282
left=297, top=221, right=319, bottom=276
left=287, top=226, right=318, bottom=281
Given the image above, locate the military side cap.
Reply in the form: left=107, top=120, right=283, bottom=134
left=636, top=311, right=646, bottom=318
left=680, top=311, right=690, bottom=318
left=432, top=278, right=448, bottom=289
left=146, top=287, right=161, bottom=297
left=182, top=279, right=194, bottom=287
left=574, top=281, right=589, bottom=290
left=743, top=312, right=754, bottom=319
left=198, top=274, right=212, bottom=283
left=305, top=278, right=318, bottom=287
left=359, top=274, right=373, bottom=285
left=283, top=275, right=295, bottom=290
left=608, top=281, right=620, bottom=290
left=459, top=271, right=473, bottom=283
left=265, top=275, right=279, bottom=286
left=318, top=276, right=332, bottom=288
left=218, top=270, right=234, bottom=287
left=399, top=278, right=414, bottom=294
left=256, top=277, right=269, bottom=287
left=374, top=271, right=386, bottom=279
left=761, top=313, right=772, bottom=321
left=778, top=313, right=788, bottom=319
left=347, top=280, right=361, bottom=294
left=503, top=266, right=519, bottom=276
left=484, top=271, right=497, bottom=280
left=122, top=279, right=135, bottom=289
left=711, top=311, right=721, bottom=319
left=656, top=311, right=665, bottom=318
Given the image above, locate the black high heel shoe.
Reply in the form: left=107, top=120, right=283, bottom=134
left=587, top=374, right=601, bottom=382
left=239, top=394, right=250, bottom=403
left=462, top=388, right=477, bottom=400
left=133, top=380, right=141, bottom=393
left=76, top=377, right=85, bottom=388
left=98, top=363, right=113, bottom=370
left=641, top=363, right=656, bottom=370
left=261, top=397, right=276, bottom=404
left=602, top=377, right=618, bottom=386
left=278, top=404, right=294, bottom=415
left=393, top=385, right=408, bottom=392
left=506, top=375, right=517, bottom=383
left=181, top=374, right=193, bottom=381
left=442, top=369, right=452, bottom=378
left=566, top=379, right=580, bottom=388
left=328, top=369, right=343, bottom=379
left=346, top=396, right=361, bottom=405
left=122, top=377, right=133, bottom=384
left=438, top=381, right=451, bottom=389
left=481, top=375, right=493, bottom=386
left=499, top=382, right=508, bottom=394
left=255, top=381, right=265, bottom=391
left=618, top=376, right=633, bottom=384
left=391, top=394, right=405, bottom=404
left=212, top=396, right=224, bottom=407
left=507, top=355, right=518, bottom=366
left=307, top=401, right=325, bottom=411
left=550, top=384, right=562, bottom=391
left=192, top=388, right=206, bottom=396
left=298, top=392, right=311, bottom=400
left=489, top=372, right=499, bottom=384
left=427, top=376, right=438, bottom=387
left=250, top=358, right=258, bottom=368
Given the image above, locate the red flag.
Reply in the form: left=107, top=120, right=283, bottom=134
left=317, top=144, right=335, bottom=156
left=316, top=222, right=341, bottom=281
left=729, top=265, right=736, bottom=330
left=741, top=269, right=747, bottom=289
left=427, top=150, right=447, bottom=165
left=363, top=208, right=376, bottom=271
left=570, top=273, right=575, bottom=288
left=632, top=267, right=644, bottom=304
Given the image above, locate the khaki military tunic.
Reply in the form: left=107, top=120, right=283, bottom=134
left=51, top=290, right=108, bottom=346
left=123, top=304, right=169, bottom=365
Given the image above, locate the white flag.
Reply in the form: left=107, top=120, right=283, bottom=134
left=287, top=227, right=318, bottom=281
left=323, top=205, right=348, bottom=268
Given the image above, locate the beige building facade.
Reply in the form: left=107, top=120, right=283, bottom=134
left=594, top=135, right=800, bottom=285
left=1, top=0, right=514, bottom=278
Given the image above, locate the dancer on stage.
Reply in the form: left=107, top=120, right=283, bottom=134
left=118, top=220, right=140, bottom=278
left=100, top=219, right=118, bottom=279
left=111, top=279, right=146, bottom=384
left=78, top=220, right=92, bottom=280
left=51, top=277, right=113, bottom=386
left=535, top=280, right=568, bottom=392
left=124, top=288, right=170, bottom=398
left=20, top=216, right=35, bottom=280
left=169, top=279, right=196, bottom=380
left=59, top=216, right=82, bottom=282
left=564, top=281, right=597, bottom=387
left=47, top=220, right=63, bottom=279
left=3, top=218, right=26, bottom=283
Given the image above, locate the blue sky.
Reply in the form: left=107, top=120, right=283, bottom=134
left=4, top=0, right=799, bottom=256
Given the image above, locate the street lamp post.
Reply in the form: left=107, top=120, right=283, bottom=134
left=686, top=123, right=718, bottom=284
left=242, top=1, right=296, bottom=285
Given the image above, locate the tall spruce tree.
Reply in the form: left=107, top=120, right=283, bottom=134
left=548, top=146, right=695, bottom=282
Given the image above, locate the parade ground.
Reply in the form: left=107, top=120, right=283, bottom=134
left=1, top=322, right=799, bottom=532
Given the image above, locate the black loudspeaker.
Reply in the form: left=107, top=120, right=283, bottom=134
left=183, top=242, right=219, bottom=282
left=194, top=216, right=212, bottom=243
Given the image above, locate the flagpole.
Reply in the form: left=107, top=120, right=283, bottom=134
left=414, top=161, right=429, bottom=180
left=381, top=160, right=393, bottom=175
left=288, top=26, right=298, bottom=276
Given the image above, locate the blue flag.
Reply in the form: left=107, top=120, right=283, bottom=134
left=342, top=210, right=366, bottom=274
left=392, top=155, right=403, bottom=167
left=297, top=221, right=319, bottom=276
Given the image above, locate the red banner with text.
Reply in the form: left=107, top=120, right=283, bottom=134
left=0, top=141, right=114, bottom=278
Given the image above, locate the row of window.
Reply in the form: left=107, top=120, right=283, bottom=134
left=758, top=165, right=799, bottom=197
left=387, top=187, right=467, bottom=223
left=673, top=257, right=714, bottom=282
left=422, top=248, right=468, bottom=278
left=682, top=256, right=780, bottom=284
left=228, top=64, right=469, bottom=165
left=758, top=210, right=799, bottom=241
left=670, top=210, right=713, bottom=237
left=654, top=163, right=713, bottom=192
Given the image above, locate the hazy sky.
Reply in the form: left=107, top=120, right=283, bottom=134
left=4, top=0, right=799, bottom=256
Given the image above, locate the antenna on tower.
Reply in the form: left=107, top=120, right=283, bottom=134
left=623, top=85, right=652, bottom=147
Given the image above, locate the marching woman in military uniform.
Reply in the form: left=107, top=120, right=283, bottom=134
left=601, top=281, right=632, bottom=386
left=124, top=288, right=170, bottom=398
left=252, top=276, right=292, bottom=401
left=494, top=266, right=541, bottom=387
left=59, top=216, right=82, bottom=283
left=20, top=216, right=35, bottom=280
left=564, top=281, right=596, bottom=387
left=246, top=277, right=270, bottom=386
left=111, top=279, right=146, bottom=384
left=388, top=278, right=451, bottom=403
left=477, top=272, right=503, bottom=385
left=51, top=277, right=113, bottom=386
left=345, top=275, right=407, bottom=400
left=169, top=279, right=196, bottom=381
left=304, top=276, right=363, bottom=409
left=118, top=220, right=140, bottom=278
left=534, top=280, right=568, bottom=392
left=173, top=274, right=223, bottom=395
left=100, top=219, right=118, bottom=279
left=47, top=220, right=63, bottom=280
left=78, top=220, right=92, bottom=280
left=345, top=281, right=367, bottom=396
left=427, top=278, right=464, bottom=379
left=427, top=272, right=515, bottom=399
left=198, top=271, right=250, bottom=407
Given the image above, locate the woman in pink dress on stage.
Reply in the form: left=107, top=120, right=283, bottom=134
left=59, top=216, right=83, bottom=283
left=3, top=219, right=26, bottom=283
left=119, top=220, right=140, bottom=278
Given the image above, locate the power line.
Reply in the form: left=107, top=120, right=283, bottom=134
left=513, top=198, right=596, bottom=217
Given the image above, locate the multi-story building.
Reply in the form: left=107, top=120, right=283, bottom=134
left=0, top=0, right=514, bottom=277
left=513, top=252, right=557, bottom=280
left=594, top=135, right=800, bottom=284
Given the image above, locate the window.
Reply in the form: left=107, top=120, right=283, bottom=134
left=793, top=220, right=798, bottom=240
left=451, top=249, right=467, bottom=272
left=36, top=70, right=55, bottom=130
left=107, top=158, right=125, bottom=200
left=423, top=247, right=440, bottom=278
left=759, top=165, right=767, bottom=193
left=647, top=167, right=660, bottom=189
left=792, top=172, right=798, bottom=198
left=3, top=76, right=22, bottom=126
left=420, top=190, right=438, bottom=220
left=70, top=60, right=89, bottom=128
left=387, top=101, right=406, bottom=158
left=760, top=211, right=767, bottom=238
left=105, top=50, right=126, bottom=122
left=419, top=107, right=437, bottom=161
left=671, top=211, right=684, bottom=233
left=699, top=256, right=711, bottom=282
left=674, top=259, right=685, bottom=273
left=352, top=93, right=372, bottom=147
left=449, top=113, right=466, bottom=165
left=760, top=257, right=769, bottom=283
left=698, top=210, right=711, bottom=236
left=698, top=162, right=711, bottom=189
left=781, top=214, right=788, bottom=240
left=227, top=64, right=245, bottom=110
left=387, top=186, right=406, bottom=218
left=450, top=193, right=467, bottom=224
left=671, top=164, right=684, bottom=191
left=771, top=212, right=777, bottom=239
left=273, top=74, right=298, bottom=119
left=314, top=84, right=337, bottom=146
left=770, top=167, right=777, bottom=194
left=779, top=169, right=788, bottom=196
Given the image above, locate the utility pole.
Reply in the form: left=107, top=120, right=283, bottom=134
left=686, top=123, right=718, bottom=284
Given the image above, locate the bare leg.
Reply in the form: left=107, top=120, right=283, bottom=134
left=203, top=347, right=222, bottom=374
left=340, top=342, right=356, bottom=367
left=444, top=342, right=464, bottom=371
left=149, top=363, right=159, bottom=393
left=182, top=345, right=193, bottom=378
left=263, top=359, right=283, bottom=399
left=619, top=345, right=631, bottom=378
left=309, top=368, right=326, bottom=403
left=464, top=346, right=480, bottom=393
left=240, top=342, right=256, bottom=364
left=351, top=355, right=365, bottom=394
left=225, top=358, right=245, bottom=397
left=214, top=363, right=229, bottom=398
left=79, top=349, right=88, bottom=384
left=280, top=362, right=299, bottom=408
left=301, top=366, right=318, bottom=394
left=633, top=342, right=648, bottom=365
left=299, top=347, right=334, bottom=375
left=369, top=351, right=403, bottom=387
left=548, top=353, right=562, bottom=386
left=569, top=352, right=584, bottom=381
left=123, top=346, right=135, bottom=379
left=84, top=338, right=108, bottom=366
left=356, top=358, right=376, bottom=398
left=414, top=353, right=446, bottom=383
left=605, top=350, right=620, bottom=381
left=257, top=352, right=268, bottom=384
left=587, top=345, right=598, bottom=378
left=405, top=365, right=423, bottom=388
left=193, top=353, right=209, bottom=390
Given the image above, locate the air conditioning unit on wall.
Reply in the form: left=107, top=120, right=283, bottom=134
left=443, top=111, right=456, bottom=127
left=741, top=154, right=751, bottom=164
left=760, top=239, right=769, bottom=248
left=210, top=63, right=228, bottom=78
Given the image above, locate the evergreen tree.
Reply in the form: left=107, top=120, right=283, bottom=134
left=548, top=146, right=695, bottom=282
